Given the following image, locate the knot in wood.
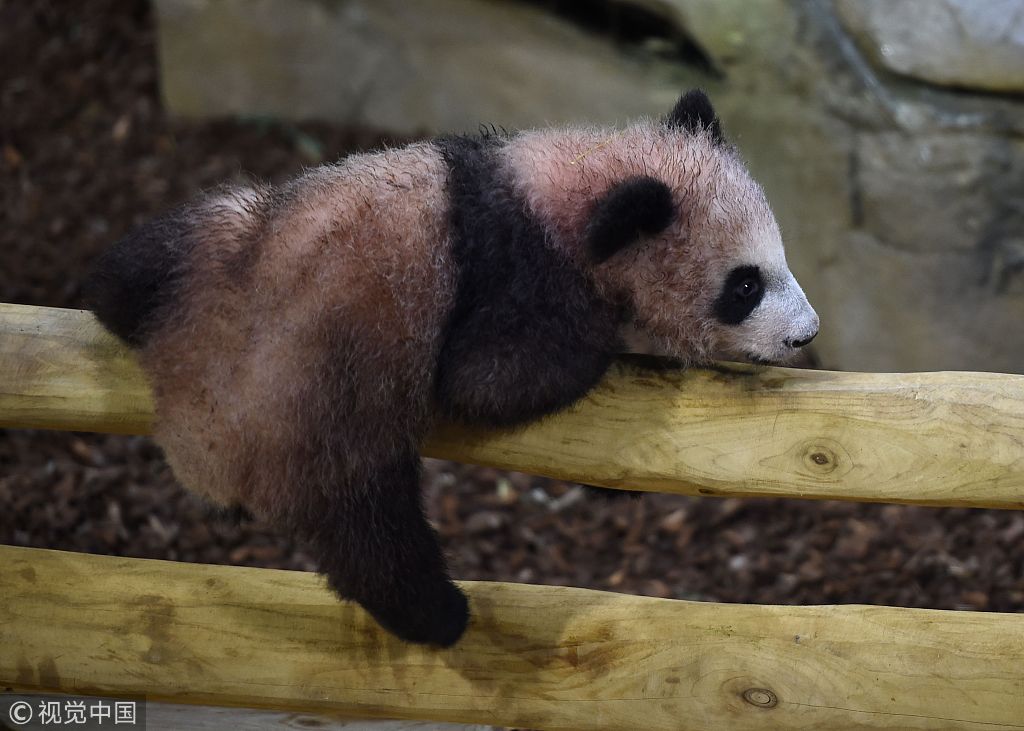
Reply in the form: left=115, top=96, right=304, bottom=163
left=800, top=441, right=842, bottom=475
left=742, top=687, right=778, bottom=709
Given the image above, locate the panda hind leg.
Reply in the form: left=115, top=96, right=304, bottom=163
left=83, top=204, right=198, bottom=348
left=306, top=451, right=469, bottom=647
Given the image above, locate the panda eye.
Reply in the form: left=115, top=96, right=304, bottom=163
left=734, top=277, right=759, bottom=300
left=714, top=265, right=765, bottom=325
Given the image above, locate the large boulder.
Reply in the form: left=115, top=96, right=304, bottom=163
left=155, top=0, right=698, bottom=134
left=836, top=0, right=1024, bottom=94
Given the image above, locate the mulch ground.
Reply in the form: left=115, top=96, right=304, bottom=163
left=3, top=1, right=1023, bottom=614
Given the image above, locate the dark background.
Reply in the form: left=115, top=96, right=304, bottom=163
left=2, top=1, right=1023, bottom=612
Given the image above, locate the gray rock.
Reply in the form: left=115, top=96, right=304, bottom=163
left=856, top=132, right=1000, bottom=254
left=836, top=0, right=1024, bottom=93
left=822, top=231, right=1024, bottom=373
left=631, top=0, right=798, bottom=70
left=155, top=0, right=700, bottom=135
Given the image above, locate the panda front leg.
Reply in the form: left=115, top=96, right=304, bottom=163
left=434, top=314, right=652, bottom=502
left=305, top=451, right=469, bottom=647
left=435, top=334, right=613, bottom=428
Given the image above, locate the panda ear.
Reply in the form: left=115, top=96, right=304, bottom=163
left=666, top=88, right=724, bottom=145
left=586, top=176, right=675, bottom=264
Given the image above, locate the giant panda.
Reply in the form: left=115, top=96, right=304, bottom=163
left=85, top=90, right=818, bottom=647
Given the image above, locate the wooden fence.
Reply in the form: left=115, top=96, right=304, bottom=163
left=2, top=303, right=1024, bottom=730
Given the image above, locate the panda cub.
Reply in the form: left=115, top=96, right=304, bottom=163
left=86, top=90, right=818, bottom=647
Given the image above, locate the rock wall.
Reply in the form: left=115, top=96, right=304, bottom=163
left=155, top=0, right=1024, bottom=373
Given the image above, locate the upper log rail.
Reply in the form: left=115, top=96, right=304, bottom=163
left=4, top=545, right=1024, bottom=731
left=2, top=303, right=1024, bottom=508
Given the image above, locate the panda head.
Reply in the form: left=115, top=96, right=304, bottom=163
left=581, top=90, right=819, bottom=365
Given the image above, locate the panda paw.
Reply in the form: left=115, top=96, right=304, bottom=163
left=366, top=580, right=469, bottom=648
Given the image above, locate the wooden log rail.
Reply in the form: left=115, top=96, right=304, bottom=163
left=3, top=303, right=1024, bottom=729
left=2, top=303, right=1023, bottom=507
left=3, top=545, right=1024, bottom=731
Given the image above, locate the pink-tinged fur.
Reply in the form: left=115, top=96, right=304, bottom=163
left=504, top=123, right=779, bottom=363
left=139, top=144, right=456, bottom=522
left=136, top=124, right=788, bottom=522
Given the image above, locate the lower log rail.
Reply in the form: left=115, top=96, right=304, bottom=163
left=3, top=546, right=1024, bottom=731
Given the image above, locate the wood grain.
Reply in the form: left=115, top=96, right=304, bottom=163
left=2, top=303, right=1023, bottom=508
left=3, top=546, right=1024, bottom=730
left=0, top=303, right=153, bottom=434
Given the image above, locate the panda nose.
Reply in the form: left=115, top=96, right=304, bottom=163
left=789, top=330, right=818, bottom=349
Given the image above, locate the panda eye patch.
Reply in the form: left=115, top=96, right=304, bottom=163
left=715, top=265, right=764, bottom=325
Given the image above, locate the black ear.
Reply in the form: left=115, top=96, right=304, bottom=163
left=666, top=89, right=724, bottom=144
left=586, top=176, right=675, bottom=264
